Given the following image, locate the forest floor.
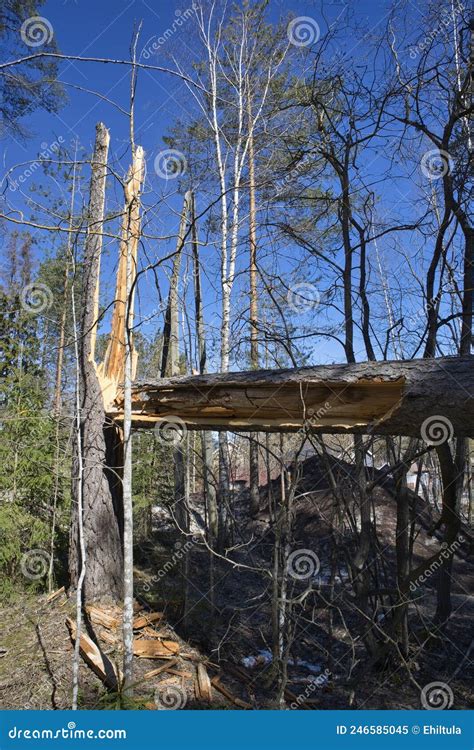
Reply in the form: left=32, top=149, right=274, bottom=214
left=135, top=454, right=474, bottom=711
left=0, top=456, right=473, bottom=710
left=0, top=593, right=235, bottom=710
left=0, top=545, right=472, bottom=711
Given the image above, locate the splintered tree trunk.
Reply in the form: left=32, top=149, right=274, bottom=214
left=124, top=356, right=474, bottom=437
left=69, top=122, right=124, bottom=603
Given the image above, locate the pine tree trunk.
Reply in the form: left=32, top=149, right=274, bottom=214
left=125, top=356, right=474, bottom=437
left=49, top=170, right=75, bottom=592
left=69, top=122, right=124, bottom=603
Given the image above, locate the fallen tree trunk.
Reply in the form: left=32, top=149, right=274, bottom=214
left=110, top=356, right=473, bottom=437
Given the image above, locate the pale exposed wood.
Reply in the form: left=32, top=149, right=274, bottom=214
left=168, top=668, right=193, bottom=678
left=132, top=612, right=163, bottom=630
left=98, top=629, right=117, bottom=646
left=195, top=662, right=212, bottom=702
left=86, top=604, right=120, bottom=630
left=110, top=356, right=473, bottom=437
left=140, top=626, right=166, bottom=638
left=152, top=676, right=180, bottom=686
left=97, top=146, right=145, bottom=410
left=133, top=639, right=180, bottom=658
left=161, top=639, right=180, bottom=654
left=66, top=617, right=122, bottom=689
left=143, top=659, right=179, bottom=679
left=46, top=586, right=65, bottom=603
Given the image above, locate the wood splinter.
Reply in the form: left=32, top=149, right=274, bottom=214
left=66, top=617, right=122, bottom=690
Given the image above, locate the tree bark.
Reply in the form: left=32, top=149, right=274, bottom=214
left=121, top=356, right=474, bottom=437
left=69, top=122, right=124, bottom=603
left=121, top=145, right=145, bottom=690
left=433, top=442, right=462, bottom=625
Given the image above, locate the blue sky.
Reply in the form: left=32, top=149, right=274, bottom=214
left=4, top=0, right=399, bottom=208
left=19, top=0, right=392, bottom=159
left=3, top=0, right=462, bottom=368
